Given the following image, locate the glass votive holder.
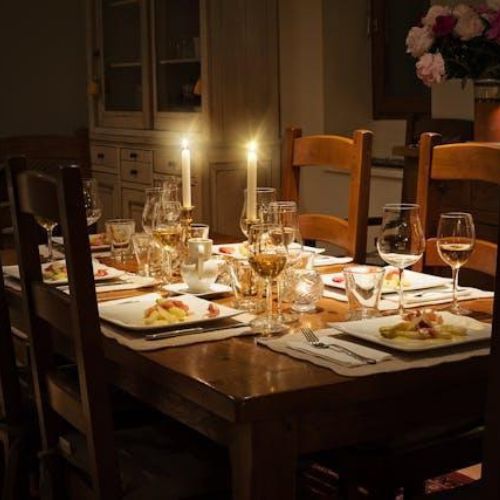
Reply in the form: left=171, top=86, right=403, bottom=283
left=105, top=219, right=136, bottom=263
left=190, top=223, right=210, bottom=239
left=343, top=265, right=385, bottom=320
left=290, top=268, right=324, bottom=313
left=132, top=232, right=153, bottom=276
left=227, top=258, right=265, bottom=313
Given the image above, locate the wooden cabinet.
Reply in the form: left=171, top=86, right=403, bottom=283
left=121, top=187, right=146, bottom=229
left=93, top=171, right=121, bottom=231
left=87, top=0, right=280, bottom=235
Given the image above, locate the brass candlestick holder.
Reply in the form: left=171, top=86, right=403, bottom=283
left=180, top=205, right=195, bottom=248
left=242, top=218, right=261, bottom=240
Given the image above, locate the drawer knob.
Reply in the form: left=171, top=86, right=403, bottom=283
left=130, top=153, right=137, bottom=159
left=130, top=169, right=138, bottom=176
left=97, top=153, right=104, bottom=160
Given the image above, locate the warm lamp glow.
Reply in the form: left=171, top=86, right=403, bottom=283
left=181, top=137, right=189, bottom=149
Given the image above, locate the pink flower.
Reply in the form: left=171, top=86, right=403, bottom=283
left=454, top=4, right=485, bottom=40
left=433, top=15, right=458, bottom=36
left=416, top=53, right=447, bottom=86
left=487, top=10, right=500, bottom=41
left=422, top=5, right=452, bottom=27
left=406, top=26, right=434, bottom=57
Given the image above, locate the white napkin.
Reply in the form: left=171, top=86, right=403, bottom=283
left=38, top=245, right=64, bottom=260
left=385, top=287, right=471, bottom=304
left=286, top=332, right=392, bottom=367
left=58, top=274, right=158, bottom=294
left=313, top=255, right=353, bottom=267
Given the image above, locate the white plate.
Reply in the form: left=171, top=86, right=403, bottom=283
left=164, top=282, right=233, bottom=297
left=322, top=268, right=451, bottom=294
left=3, top=260, right=124, bottom=286
left=212, top=242, right=325, bottom=260
left=53, top=234, right=111, bottom=251
left=98, top=293, right=241, bottom=331
left=332, top=312, right=491, bottom=352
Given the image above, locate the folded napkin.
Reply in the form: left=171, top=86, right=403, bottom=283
left=100, top=312, right=256, bottom=351
left=58, top=274, right=158, bottom=294
left=313, top=255, right=353, bottom=267
left=287, top=333, right=392, bottom=367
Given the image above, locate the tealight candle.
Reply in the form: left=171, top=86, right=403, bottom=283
left=181, top=138, right=191, bottom=208
left=246, top=141, right=257, bottom=220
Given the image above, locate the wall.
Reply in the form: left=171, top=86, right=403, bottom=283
left=0, top=0, right=88, bottom=137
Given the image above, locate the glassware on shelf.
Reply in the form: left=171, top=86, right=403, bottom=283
left=377, top=203, right=425, bottom=315
left=437, top=212, right=476, bottom=315
left=82, top=178, right=102, bottom=227
left=35, top=217, right=58, bottom=262
left=239, top=187, right=277, bottom=237
left=247, top=223, right=288, bottom=335
left=105, top=219, right=136, bottom=263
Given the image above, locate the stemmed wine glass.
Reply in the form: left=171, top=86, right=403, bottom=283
left=35, top=217, right=58, bottom=261
left=152, top=200, right=182, bottom=282
left=142, top=187, right=164, bottom=234
left=248, top=223, right=288, bottom=335
left=82, top=178, right=102, bottom=227
left=240, top=187, right=277, bottom=237
left=437, top=212, right=476, bottom=315
left=377, top=203, right=425, bottom=315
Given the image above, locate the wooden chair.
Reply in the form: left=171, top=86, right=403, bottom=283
left=281, top=127, right=373, bottom=263
left=6, top=158, right=228, bottom=499
left=414, top=132, right=500, bottom=284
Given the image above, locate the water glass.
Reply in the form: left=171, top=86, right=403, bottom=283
left=106, top=219, right=136, bottom=263
left=227, top=258, right=265, bottom=313
left=132, top=232, right=153, bottom=276
left=190, top=223, right=210, bottom=239
left=343, top=265, right=385, bottom=320
left=290, top=268, right=324, bottom=313
left=239, top=187, right=277, bottom=237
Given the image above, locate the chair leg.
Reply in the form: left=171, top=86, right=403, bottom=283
left=2, top=435, right=31, bottom=500
left=39, top=449, right=67, bottom=500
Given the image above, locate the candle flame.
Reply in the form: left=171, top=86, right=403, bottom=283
left=181, top=138, right=189, bottom=149
left=247, top=140, right=257, bottom=153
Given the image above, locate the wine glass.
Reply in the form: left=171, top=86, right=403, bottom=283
left=248, top=223, right=288, bottom=335
left=82, top=178, right=102, bottom=227
left=377, top=203, right=425, bottom=315
left=437, top=212, right=475, bottom=315
left=142, top=187, right=164, bottom=234
left=240, top=187, right=277, bottom=237
left=268, top=201, right=302, bottom=323
left=35, top=217, right=58, bottom=261
left=152, top=200, right=182, bottom=282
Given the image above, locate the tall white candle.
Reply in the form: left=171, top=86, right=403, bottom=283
left=246, top=141, right=257, bottom=220
left=181, top=138, right=191, bottom=208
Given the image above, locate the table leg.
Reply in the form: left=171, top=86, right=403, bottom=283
left=229, top=418, right=298, bottom=500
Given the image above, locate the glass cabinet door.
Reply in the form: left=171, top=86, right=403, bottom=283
left=154, top=0, right=202, bottom=114
left=99, top=0, right=147, bottom=123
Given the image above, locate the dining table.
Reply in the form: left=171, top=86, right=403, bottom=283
left=1, top=245, right=493, bottom=500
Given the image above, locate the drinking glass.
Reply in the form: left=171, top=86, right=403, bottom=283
left=247, top=223, right=288, bottom=335
left=290, top=268, right=324, bottom=313
left=239, top=187, right=277, bottom=237
left=132, top=232, right=153, bottom=276
left=152, top=200, right=182, bottom=281
left=377, top=203, right=425, bottom=315
left=190, top=223, right=210, bottom=239
left=35, top=217, right=58, bottom=261
left=82, top=178, right=102, bottom=227
left=142, top=187, right=164, bottom=234
left=106, top=219, right=136, bottom=263
left=226, top=258, right=265, bottom=313
left=437, top=212, right=476, bottom=315
left=343, top=265, right=385, bottom=320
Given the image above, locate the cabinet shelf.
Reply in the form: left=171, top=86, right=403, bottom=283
left=158, top=58, right=200, bottom=65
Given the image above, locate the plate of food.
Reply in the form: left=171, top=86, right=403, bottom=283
left=322, top=268, right=451, bottom=294
left=212, top=242, right=325, bottom=259
left=3, top=260, right=123, bottom=286
left=98, top=293, right=241, bottom=330
left=332, top=310, right=491, bottom=352
left=52, top=233, right=111, bottom=251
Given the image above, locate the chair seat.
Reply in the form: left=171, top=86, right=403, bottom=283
left=59, top=422, right=229, bottom=500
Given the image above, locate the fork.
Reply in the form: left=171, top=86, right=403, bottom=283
left=301, top=327, right=377, bottom=365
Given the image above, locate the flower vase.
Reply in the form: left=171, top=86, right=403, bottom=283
left=474, top=79, right=500, bottom=142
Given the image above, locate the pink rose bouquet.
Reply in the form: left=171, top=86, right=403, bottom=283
left=407, top=2, right=500, bottom=86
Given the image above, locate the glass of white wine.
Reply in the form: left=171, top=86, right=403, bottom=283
left=377, top=203, right=425, bottom=315
left=35, top=217, right=58, bottom=261
left=437, top=212, right=475, bottom=315
left=152, top=200, right=182, bottom=283
left=239, top=187, right=277, bottom=237
left=248, top=223, right=288, bottom=335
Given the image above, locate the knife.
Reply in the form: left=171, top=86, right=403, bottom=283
left=145, top=322, right=250, bottom=341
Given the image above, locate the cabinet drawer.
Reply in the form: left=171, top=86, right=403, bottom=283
left=121, top=148, right=153, bottom=164
left=154, top=150, right=180, bottom=175
left=121, top=161, right=152, bottom=185
left=91, top=145, right=119, bottom=170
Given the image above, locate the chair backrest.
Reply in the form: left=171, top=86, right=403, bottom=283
left=415, top=133, right=500, bottom=277
left=6, top=157, right=121, bottom=499
left=281, top=127, right=373, bottom=263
